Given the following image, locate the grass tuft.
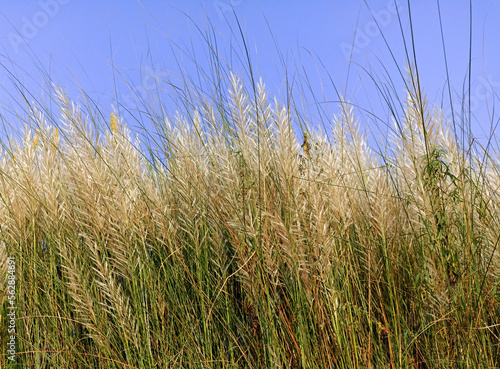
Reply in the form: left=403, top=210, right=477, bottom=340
left=0, top=5, right=499, bottom=368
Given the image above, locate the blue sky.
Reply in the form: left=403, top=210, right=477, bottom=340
left=0, top=0, right=499, bottom=149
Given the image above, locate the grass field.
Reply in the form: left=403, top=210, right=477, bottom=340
left=1, top=4, right=500, bottom=368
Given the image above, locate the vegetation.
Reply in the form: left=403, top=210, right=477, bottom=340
left=1, top=3, right=499, bottom=368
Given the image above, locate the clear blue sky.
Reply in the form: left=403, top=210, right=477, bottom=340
left=0, top=0, right=499, bottom=148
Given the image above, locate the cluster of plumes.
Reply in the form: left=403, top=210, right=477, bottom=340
left=0, top=73, right=499, bottom=328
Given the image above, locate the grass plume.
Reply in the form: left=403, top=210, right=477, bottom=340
left=0, top=4, right=499, bottom=368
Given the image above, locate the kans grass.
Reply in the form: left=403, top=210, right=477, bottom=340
left=1, top=6, right=500, bottom=369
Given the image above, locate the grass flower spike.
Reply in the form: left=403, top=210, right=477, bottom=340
left=110, top=112, right=118, bottom=134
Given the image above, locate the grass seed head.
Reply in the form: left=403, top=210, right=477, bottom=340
left=111, top=112, right=118, bottom=134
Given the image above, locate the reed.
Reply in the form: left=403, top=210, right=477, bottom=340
left=0, top=3, right=499, bottom=368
